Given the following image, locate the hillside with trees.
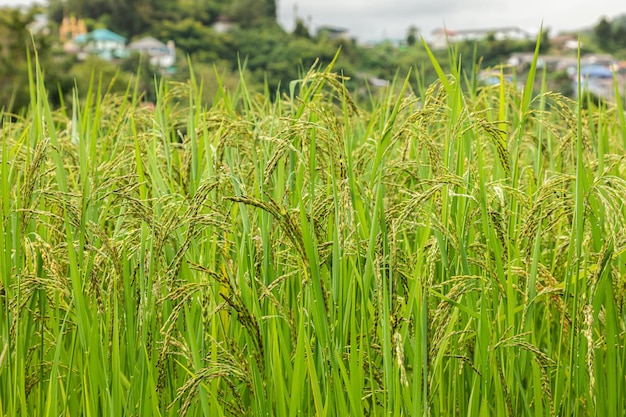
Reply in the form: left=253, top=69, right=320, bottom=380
left=592, top=14, right=626, bottom=54
left=1, top=1, right=623, bottom=115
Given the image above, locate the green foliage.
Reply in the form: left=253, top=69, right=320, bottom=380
left=156, top=18, right=230, bottom=61
left=69, top=56, right=133, bottom=95
left=456, top=37, right=536, bottom=69
left=594, top=17, right=615, bottom=51
left=292, top=18, right=310, bottom=39
left=226, top=0, right=276, bottom=28
left=49, top=0, right=228, bottom=37
left=50, top=0, right=159, bottom=37
left=0, top=2, right=596, bottom=115
left=591, top=15, right=626, bottom=54
left=549, top=70, right=575, bottom=97
left=222, top=25, right=357, bottom=95
left=406, top=25, right=418, bottom=46
left=0, top=7, right=54, bottom=114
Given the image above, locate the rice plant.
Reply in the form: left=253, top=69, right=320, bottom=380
left=0, top=49, right=625, bottom=416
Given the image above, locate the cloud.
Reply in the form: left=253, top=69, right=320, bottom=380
left=279, top=0, right=625, bottom=41
left=287, top=0, right=497, bottom=16
left=279, top=0, right=506, bottom=40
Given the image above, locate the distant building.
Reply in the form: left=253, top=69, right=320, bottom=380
left=551, top=34, right=581, bottom=51
left=508, top=52, right=577, bottom=71
left=212, top=15, right=237, bottom=33
left=582, top=53, right=617, bottom=68
left=430, top=28, right=456, bottom=49
left=128, top=36, right=176, bottom=69
left=74, top=28, right=128, bottom=61
left=431, top=26, right=532, bottom=49
left=59, top=15, right=87, bottom=42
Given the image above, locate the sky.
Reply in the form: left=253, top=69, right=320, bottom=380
left=0, top=0, right=624, bottom=42
left=277, top=0, right=626, bottom=41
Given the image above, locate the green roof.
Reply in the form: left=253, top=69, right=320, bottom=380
left=75, top=28, right=126, bottom=44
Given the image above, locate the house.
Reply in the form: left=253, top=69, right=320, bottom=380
left=551, top=34, right=581, bottom=52
left=508, top=52, right=577, bottom=72
left=127, top=36, right=176, bottom=68
left=317, top=26, right=350, bottom=40
left=431, top=26, right=532, bottom=49
left=212, top=15, right=237, bottom=33
left=74, top=28, right=128, bottom=61
left=430, top=28, right=456, bottom=49
left=581, top=53, right=617, bottom=69
left=59, top=15, right=87, bottom=42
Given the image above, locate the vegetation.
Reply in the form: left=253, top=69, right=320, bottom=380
left=1, top=40, right=625, bottom=416
left=592, top=15, right=626, bottom=55
left=8, top=1, right=624, bottom=116
left=3, top=0, right=558, bottom=116
left=47, top=0, right=277, bottom=38
left=0, top=7, right=56, bottom=112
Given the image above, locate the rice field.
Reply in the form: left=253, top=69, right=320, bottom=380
left=1, top=48, right=625, bottom=416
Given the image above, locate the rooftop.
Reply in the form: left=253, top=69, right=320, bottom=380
left=128, top=36, right=167, bottom=51
left=75, top=28, right=126, bottom=44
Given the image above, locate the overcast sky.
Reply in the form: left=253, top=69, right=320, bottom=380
left=1, top=0, right=624, bottom=42
left=277, top=0, right=625, bottom=41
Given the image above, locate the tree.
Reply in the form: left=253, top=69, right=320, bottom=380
left=614, top=25, right=626, bottom=50
left=228, top=0, right=275, bottom=28
left=265, top=0, right=276, bottom=21
left=540, top=27, right=551, bottom=52
left=156, top=18, right=232, bottom=62
left=406, top=25, right=418, bottom=46
left=0, top=7, right=55, bottom=113
left=293, top=18, right=310, bottom=38
left=594, top=17, right=614, bottom=52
